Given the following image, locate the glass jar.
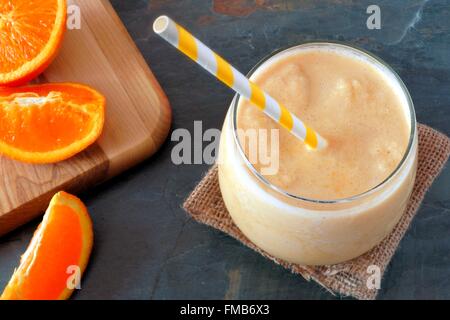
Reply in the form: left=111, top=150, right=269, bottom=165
left=218, top=42, right=418, bottom=265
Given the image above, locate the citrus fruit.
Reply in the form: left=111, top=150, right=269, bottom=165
left=0, top=0, right=67, bottom=86
left=1, top=191, right=94, bottom=300
left=0, top=83, right=106, bottom=163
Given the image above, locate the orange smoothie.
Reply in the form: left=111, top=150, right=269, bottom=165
left=218, top=43, right=417, bottom=265
left=237, top=47, right=410, bottom=200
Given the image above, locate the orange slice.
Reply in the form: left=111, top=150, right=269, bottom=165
left=1, top=191, right=93, bottom=300
left=0, top=83, right=106, bottom=163
left=0, top=0, right=67, bottom=86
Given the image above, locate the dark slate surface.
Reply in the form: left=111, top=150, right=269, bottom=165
left=0, top=0, right=449, bottom=300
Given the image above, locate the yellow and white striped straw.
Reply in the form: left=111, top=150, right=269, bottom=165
left=153, top=15, right=327, bottom=150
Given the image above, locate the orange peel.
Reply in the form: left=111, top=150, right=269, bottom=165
left=0, top=0, right=67, bottom=86
left=1, top=191, right=94, bottom=300
left=0, top=83, right=105, bottom=164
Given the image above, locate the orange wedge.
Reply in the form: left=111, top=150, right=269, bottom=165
left=0, top=0, right=67, bottom=86
left=0, top=83, right=105, bottom=163
left=1, top=192, right=93, bottom=300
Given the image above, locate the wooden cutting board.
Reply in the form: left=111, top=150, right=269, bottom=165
left=0, top=0, right=172, bottom=236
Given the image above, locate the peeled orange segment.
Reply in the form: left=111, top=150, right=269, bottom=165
left=0, top=83, right=105, bottom=163
left=1, top=192, right=93, bottom=300
left=0, top=0, right=67, bottom=86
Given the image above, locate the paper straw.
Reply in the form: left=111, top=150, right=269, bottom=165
left=153, top=15, right=327, bottom=150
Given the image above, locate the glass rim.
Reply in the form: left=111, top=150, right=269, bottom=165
left=231, top=41, right=417, bottom=204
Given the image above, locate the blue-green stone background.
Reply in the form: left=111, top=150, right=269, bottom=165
left=0, top=0, right=449, bottom=299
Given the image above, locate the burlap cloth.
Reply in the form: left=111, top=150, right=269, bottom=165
left=183, top=124, right=450, bottom=300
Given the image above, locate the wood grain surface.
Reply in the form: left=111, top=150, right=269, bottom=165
left=0, top=0, right=171, bottom=236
